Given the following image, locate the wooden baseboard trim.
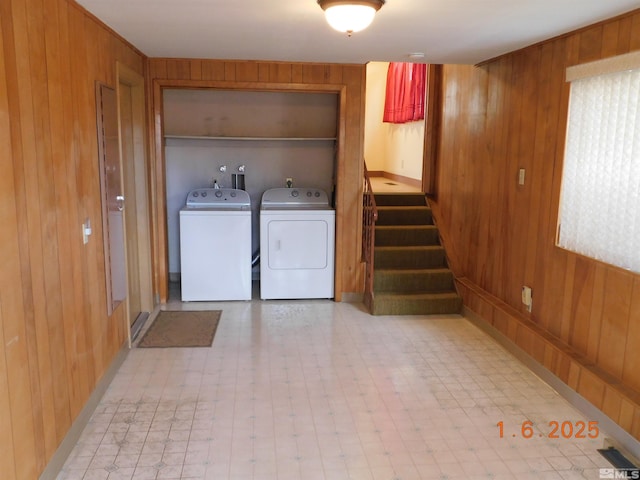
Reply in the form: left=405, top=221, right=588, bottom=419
left=463, top=304, right=640, bottom=462
left=457, top=277, right=640, bottom=454
left=341, top=292, right=364, bottom=303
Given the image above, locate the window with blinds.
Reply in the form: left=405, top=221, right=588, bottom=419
left=557, top=52, right=640, bottom=273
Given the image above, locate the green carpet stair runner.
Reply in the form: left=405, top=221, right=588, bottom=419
left=370, top=193, right=462, bottom=316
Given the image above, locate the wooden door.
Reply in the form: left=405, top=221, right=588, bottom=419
left=96, top=83, right=126, bottom=315
left=116, top=63, right=154, bottom=340
left=119, top=82, right=141, bottom=326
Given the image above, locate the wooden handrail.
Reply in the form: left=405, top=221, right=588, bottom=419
left=362, top=162, right=378, bottom=311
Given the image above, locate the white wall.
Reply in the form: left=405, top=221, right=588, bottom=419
left=164, top=89, right=338, bottom=275
left=364, top=62, right=387, bottom=172
left=364, top=62, right=425, bottom=180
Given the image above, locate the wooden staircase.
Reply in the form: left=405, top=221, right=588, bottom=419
left=369, top=192, right=462, bottom=316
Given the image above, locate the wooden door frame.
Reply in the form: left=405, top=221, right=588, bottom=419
left=422, top=64, right=443, bottom=196
left=150, top=79, right=347, bottom=303
left=116, top=62, right=154, bottom=345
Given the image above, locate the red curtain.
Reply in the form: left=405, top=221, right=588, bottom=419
left=383, top=62, right=427, bottom=124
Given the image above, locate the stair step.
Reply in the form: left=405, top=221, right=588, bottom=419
left=373, top=268, right=455, bottom=293
left=374, top=246, right=446, bottom=269
left=365, top=189, right=460, bottom=317
left=376, top=206, right=433, bottom=226
left=371, top=292, right=463, bottom=316
left=375, top=225, right=440, bottom=246
left=374, top=193, right=427, bottom=206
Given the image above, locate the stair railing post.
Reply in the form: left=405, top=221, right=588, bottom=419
left=362, top=162, right=378, bottom=311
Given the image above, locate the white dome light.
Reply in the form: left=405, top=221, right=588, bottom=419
left=318, top=0, right=385, bottom=36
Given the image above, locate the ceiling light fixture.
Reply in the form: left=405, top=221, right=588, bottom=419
left=317, top=0, right=385, bottom=36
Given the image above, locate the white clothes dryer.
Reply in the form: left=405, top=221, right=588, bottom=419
left=260, top=188, right=335, bottom=300
left=180, top=188, right=252, bottom=301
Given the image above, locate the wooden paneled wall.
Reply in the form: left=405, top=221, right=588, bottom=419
left=0, top=0, right=144, bottom=478
left=146, top=59, right=367, bottom=302
left=431, top=9, right=640, bottom=439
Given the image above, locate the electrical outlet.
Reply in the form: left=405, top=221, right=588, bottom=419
left=522, top=286, right=532, bottom=312
left=286, top=177, right=293, bottom=188
left=518, top=168, right=526, bottom=185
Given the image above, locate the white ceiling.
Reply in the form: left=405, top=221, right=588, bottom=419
left=75, top=0, right=639, bottom=65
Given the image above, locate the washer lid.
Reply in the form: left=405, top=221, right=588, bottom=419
left=261, top=188, right=330, bottom=209
left=185, top=188, right=251, bottom=209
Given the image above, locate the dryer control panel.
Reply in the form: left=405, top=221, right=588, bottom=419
left=261, top=188, right=330, bottom=209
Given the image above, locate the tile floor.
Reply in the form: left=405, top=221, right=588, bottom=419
left=58, top=293, right=609, bottom=479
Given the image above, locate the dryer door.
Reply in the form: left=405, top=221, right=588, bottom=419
left=266, top=219, right=329, bottom=270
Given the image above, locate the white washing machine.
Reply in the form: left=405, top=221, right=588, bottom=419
left=260, top=188, right=335, bottom=300
left=180, top=188, right=252, bottom=301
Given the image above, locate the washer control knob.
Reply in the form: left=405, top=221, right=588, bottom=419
left=307, top=191, right=312, bottom=197
left=315, top=191, right=320, bottom=197
left=230, top=191, right=236, bottom=197
left=291, top=190, right=299, bottom=197
left=201, top=191, right=207, bottom=197
left=215, top=190, right=223, bottom=198
left=193, top=192, right=199, bottom=197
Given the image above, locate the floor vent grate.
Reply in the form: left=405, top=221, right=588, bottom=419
left=598, top=447, right=639, bottom=477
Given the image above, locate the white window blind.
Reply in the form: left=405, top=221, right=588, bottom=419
left=557, top=59, right=640, bottom=273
